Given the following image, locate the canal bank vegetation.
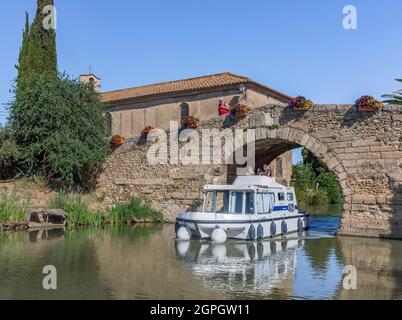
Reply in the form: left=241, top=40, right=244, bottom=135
left=0, top=192, right=27, bottom=224
left=292, top=149, right=343, bottom=206
left=0, top=178, right=163, bottom=231
left=48, top=192, right=164, bottom=227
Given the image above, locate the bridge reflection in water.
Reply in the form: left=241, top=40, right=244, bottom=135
left=0, top=222, right=402, bottom=300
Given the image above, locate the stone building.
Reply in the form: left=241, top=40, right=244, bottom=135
left=84, top=72, right=294, bottom=184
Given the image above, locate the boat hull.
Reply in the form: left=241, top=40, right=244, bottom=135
left=176, top=212, right=310, bottom=241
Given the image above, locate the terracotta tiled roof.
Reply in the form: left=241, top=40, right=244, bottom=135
left=101, top=72, right=290, bottom=104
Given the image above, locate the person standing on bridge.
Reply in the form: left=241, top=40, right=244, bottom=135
left=218, top=99, right=231, bottom=116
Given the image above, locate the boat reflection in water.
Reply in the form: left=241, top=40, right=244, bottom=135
left=176, top=237, right=305, bottom=298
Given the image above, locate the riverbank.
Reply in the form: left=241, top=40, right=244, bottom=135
left=0, top=178, right=164, bottom=232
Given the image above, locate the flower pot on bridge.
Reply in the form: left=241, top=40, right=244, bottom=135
left=289, top=96, right=314, bottom=112
left=355, top=96, right=383, bottom=112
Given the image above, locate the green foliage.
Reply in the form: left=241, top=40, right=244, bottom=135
left=292, top=149, right=343, bottom=206
left=302, top=148, right=327, bottom=176
left=0, top=192, right=28, bottom=224
left=292, top=162, right=316, bottom=191
left=191, top=198, right=203, bottom=209
left=9, top=1, right=108, bottom=189
left=0, top=126, right=22, bottom=179
left=307, top=189, right=330, bottom=206
left=48, top=192, right=103, bottom=227
left=108, top=198, right=163, bottom=225
left=382, top=79, right=402, bottom=105
left=48, top=193, right=163, bottom=227
left=315, top=172, right=343, bottom=204
left=9, top=73, right=109, bottom=189
left=16, top=1, right=57, bottom=99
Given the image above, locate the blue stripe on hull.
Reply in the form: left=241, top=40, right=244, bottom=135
left=273, top=206, right=290, bottom=212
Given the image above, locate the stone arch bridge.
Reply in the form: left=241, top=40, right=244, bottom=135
left=96, top=104, right=402, bottom=239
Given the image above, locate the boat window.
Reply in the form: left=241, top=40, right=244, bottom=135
left=287, top=193, right=294, bottom=202
left=245, top=192, right=255, bottom=214
left=256, top=193, right=264, bottom=214
left=204, top=191, right=230, bottom=213
left=278, top=192, right=285, bottom=202
left=270, top=193, right=275, bottom=208
left=216, top=191, right=230, bottom=213
left=257, top=192, right=275, bottom=214
left=230, top=192, right=244, bottom=214
left=204, top=191, right=215, bottom=213
left=263, top=193, right=271, bottom=213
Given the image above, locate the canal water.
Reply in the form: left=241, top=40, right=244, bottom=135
left=0, top=207, right=401, bottom=300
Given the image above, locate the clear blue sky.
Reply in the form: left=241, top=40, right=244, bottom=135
left=1, top=0, right=401, bottom=163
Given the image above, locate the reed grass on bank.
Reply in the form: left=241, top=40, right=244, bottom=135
left=48, top=192, right=163, bottom=227
left=0, top=192, right=28, bottom=224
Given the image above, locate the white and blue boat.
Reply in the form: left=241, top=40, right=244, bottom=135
left=176, top=176, right=310, bottom=242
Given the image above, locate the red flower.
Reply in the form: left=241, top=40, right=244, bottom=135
left=111, top=135, right=126, bottom=146
left=182, top=116, right=200, bottom=129
left=141, top=126, right=154, bottom=137
left=231, top=104, right=251, bottom=119
left=289, top=96, right=314, bottom=111
left=355, top=96, right=383, bottom=112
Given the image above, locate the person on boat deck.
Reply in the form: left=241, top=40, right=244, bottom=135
left=218, top=99, right=231, bottom=116
left=258, top=164, right=272, bottom=177
left=246, top=167, right=256, bottom=176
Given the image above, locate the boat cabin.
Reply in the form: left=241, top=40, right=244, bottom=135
left=203, top=176, right=297, bottom=215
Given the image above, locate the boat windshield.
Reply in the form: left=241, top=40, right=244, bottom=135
left=204, top=190, right=255, bottom=214
left=204, top=191, right=230, bottom=213
left=229, top=191, right=255, bottom=214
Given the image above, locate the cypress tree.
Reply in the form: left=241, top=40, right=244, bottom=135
left=16, top=0, right=57, bottom=95
left=27, top=0, right=57, bottom=77
left=15, top=12, right=30, bottom=97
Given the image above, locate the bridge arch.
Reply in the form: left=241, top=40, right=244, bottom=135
left=228, top=125, right=349, bottom=197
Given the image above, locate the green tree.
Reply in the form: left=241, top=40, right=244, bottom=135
left=16, top=0, right=57, bottom=99
left=302, top=148, right=326, bottom=176
left=10, top=73, right=109, bottom=189
left=315, top=172, right=343, bottom=204
left=382, top=79, right=402, bottom=105
left=293, top=148, right=343, bottom=206
left=16, top=12, right=31, bottom=96
left=292, top=162, right=315, bottom=191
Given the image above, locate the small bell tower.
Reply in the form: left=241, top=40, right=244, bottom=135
left=80, top=70, right=101, bottom=92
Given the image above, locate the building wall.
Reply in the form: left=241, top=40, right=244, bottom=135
left=105, top=88, right=286, bottom=137
left=272, top=151, right=293, bottom=187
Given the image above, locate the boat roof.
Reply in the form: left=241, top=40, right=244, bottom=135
left=234, top=176, right=286, bottom=188
left=204, top=176, right=290, bottom=191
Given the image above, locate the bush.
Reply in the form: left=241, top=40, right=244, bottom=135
left=9, top=73, right=109, bottom=189
left=315, top=172, right=343, bottom=204
left=0, top=126, right=21, bottom=179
